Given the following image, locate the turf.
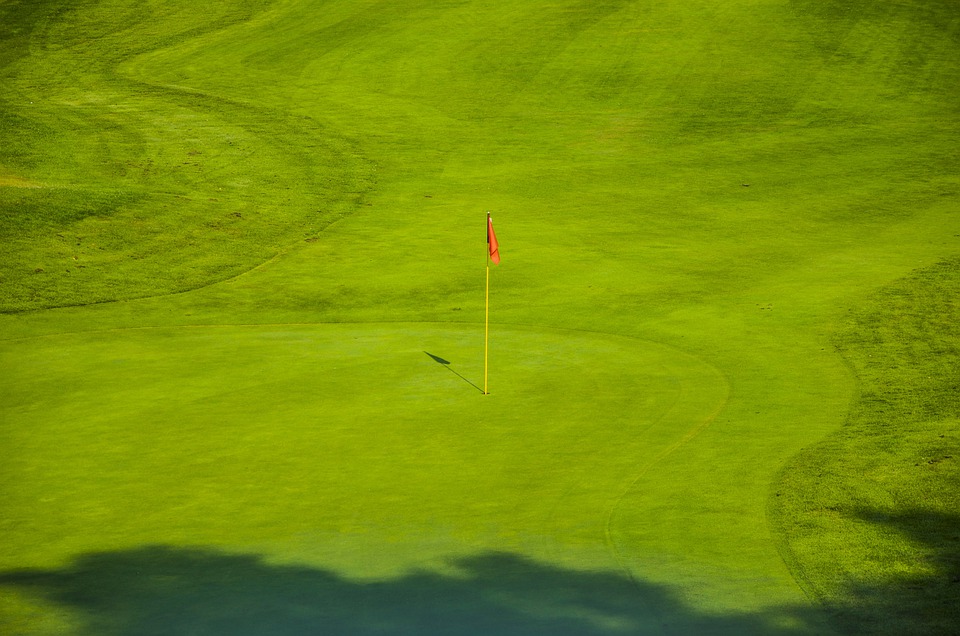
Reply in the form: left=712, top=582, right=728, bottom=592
left=1, top=0, right=958, bottom=634
left=773, top=258, right=960, bottom=635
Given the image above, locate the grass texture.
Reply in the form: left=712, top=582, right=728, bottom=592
left=1, top=0, right=958, bottom=634
left=773, top=258, right=960, bottom=635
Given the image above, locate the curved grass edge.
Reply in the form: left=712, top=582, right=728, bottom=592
left=0, top=0, right=376, bottom=314
left=768, top=257, right=960, bottom=634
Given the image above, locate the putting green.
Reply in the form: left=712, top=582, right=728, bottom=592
left=1, top=323, right=723, bottom=570
left=1, top=322, right=760, bottom=630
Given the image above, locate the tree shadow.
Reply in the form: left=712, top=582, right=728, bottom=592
left=830, top=507, right=960, bottom=635
left=0, top=547, right=819, bottom=635
left=424, top=351, right=483, bottom=394
left=6, top=508, right=953, bottom=635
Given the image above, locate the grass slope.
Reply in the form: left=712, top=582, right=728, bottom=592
left=1, top=0, right=958, bottom=634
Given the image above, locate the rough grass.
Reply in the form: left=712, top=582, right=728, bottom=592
left=772, top=258, right=960, bottom=635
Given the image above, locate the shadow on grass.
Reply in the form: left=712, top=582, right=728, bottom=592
left=0, top=547, right=819, bottom=635
left=424, top=351, right=484, bottom=394
left=831, top=508, right=960, bottom=635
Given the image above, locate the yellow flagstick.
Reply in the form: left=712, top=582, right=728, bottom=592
left=484, top=252, right=490, bottom=395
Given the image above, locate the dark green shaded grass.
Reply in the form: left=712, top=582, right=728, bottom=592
left=772, top=258, right=960, bottom=635
left=0, top=548, right=837, bottom=636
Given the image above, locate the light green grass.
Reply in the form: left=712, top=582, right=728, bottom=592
left=1, top=0, right=959, bottom=634
left=0, top=325, right=721, bottom=568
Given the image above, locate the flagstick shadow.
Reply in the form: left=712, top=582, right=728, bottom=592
left=424, top=352, right=484, bottom=394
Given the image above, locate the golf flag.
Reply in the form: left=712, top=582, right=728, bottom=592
left=487, top=213, right=500, bottom=264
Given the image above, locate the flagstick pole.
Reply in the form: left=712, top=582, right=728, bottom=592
left=484, top=255, right=490, bottom=395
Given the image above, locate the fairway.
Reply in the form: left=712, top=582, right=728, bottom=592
left=2, top=0, right=959, bottom=634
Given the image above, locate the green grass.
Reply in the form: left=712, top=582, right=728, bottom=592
left=0, top=0, right=373, bottom=312
left=772, top=258, right=960, bottom=635
left=1, top=0, right=959, bottom=634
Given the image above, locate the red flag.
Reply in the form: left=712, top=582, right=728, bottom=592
left=487, top=213, right=500, bottom=264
